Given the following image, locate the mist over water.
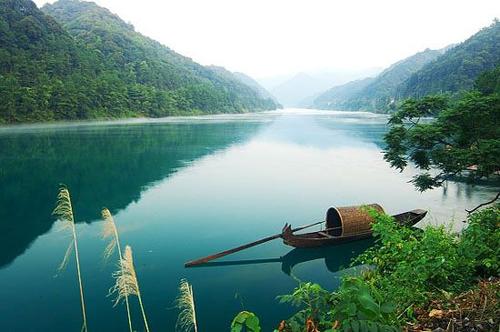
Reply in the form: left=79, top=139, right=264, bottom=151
left=0, top=109, right=496, bottom=331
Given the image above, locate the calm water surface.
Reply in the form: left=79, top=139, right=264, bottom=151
left=0, top=109, right=497, bottom=331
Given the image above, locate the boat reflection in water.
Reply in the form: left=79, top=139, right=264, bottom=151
left=188, top=238, right=374, bottom=276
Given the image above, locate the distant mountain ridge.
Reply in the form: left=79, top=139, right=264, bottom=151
left=0, top=0, right=278, bottom=123
left=265, top=68, right=382, bottom=107
left=313, top=48, right=445, bottom=111
left=313, top=20, right=500, bottom=113
left=232, top=71, right=280, bottom=105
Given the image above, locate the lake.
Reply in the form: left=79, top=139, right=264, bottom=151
left=0, top=109, right=497, bottom=331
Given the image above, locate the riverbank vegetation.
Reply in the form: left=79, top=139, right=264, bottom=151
left=252, top=206, right=499, bottom=331
left=262, top=68, right=499, bottom=332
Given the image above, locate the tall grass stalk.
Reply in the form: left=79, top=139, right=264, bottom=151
left=110, top=245, right=150, bottom=332
left=53, top=187, right=88, bottom=332
left=101, top=208, right=133, bottom=332
left=176, top=279, right=198, bottom=332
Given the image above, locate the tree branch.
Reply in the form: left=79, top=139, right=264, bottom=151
left=465, top=191, right=500, bottom=214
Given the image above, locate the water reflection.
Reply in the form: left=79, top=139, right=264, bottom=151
left=188, top=238, right=374, bottom=276
left=0, top=121, right=265, bottom=267
left=0, top=110, right=498, bottom=332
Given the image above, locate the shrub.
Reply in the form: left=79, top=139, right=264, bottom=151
left=459, top=205, right=500, bottom=277
left=356, top=211, right=470, bottom=308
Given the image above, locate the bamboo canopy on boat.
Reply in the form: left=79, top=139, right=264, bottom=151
left=325, top=204, right=384, bottom=237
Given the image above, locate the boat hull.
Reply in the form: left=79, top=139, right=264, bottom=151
left=282, top=209, right=427, bottom=248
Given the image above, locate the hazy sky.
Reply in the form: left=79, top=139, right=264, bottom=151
left=35, top=0, right=499, bottom=78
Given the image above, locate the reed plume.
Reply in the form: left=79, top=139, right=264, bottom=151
left=101, top=208, right=133, bottom=332
left=110, top=245, right=150, bottom=332
left=53, top=187, right=88, bottom=332
left=176, top=279, right=198, bottom=332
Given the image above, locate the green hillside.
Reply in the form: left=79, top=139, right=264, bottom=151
left=312, top=77, right=374, bottom=110
left=0, top=0, right=278, bottom=124
left=397, top=20, right=500, bottom=98
left=232, top=71, right=280, bottom=105
left=313, top=48, right=443, bottom=112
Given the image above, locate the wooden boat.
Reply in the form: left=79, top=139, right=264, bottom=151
left=282, top=205, right=427, bottom=248
left=185, top=204, right=427, bottom=267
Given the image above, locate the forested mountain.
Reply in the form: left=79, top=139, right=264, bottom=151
left=312, top=77, right=375, bottom=110
left=397, top=20, right=500, bottom=98
left=207, top=66, right=279, bottom=107
left=0, top=0, right=278, bottom=124
left=313, top=20, right=500, bottom=113
left=232, top=71, right=280, bottom=105
left=312, top=48, right=444, bottom=112
left=0, top=0, right=99, bottom=122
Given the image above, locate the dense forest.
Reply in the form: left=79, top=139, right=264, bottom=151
left=0, top=0, right=278, bottom=124
left=313, top=20, right=500, bottom=113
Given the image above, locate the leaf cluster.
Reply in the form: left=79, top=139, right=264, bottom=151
left=383, top=67, right=500, bottom=191
left=231, top=311, right=261, bottom=332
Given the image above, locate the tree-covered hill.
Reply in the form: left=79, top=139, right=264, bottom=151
left=397, top=20, right=500, bottom=98
left=312, top=77, right=375, bottom=110
left=0, top=0, right=278, bottom=124
left=232, top=71, right=280, bottom=105
left=0, top=0, right=102, bottom=122
left=312, top=48, right=444, bottom=112
left=42, top=0, right=278, bottom=114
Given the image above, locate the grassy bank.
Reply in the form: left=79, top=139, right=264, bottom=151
left=243, top=206, right=499, bottom=332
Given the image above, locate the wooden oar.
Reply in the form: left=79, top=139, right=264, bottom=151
left=184, top=220, right=325, bottom=267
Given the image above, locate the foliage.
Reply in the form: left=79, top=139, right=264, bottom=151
left=231, top=311, right=261, bottom=332
left=383, top=68, right=500, bottom=191
left=276, top=279, right=398, bottom=332
left=276, top=207, right=499, bottom=331
left=356, top=211, right=469, bottom=308
left=328, top=277, right=399, bottom=332
left=474, top=65, right=500, bottom=95
left=0, top=0, right=278, bottom=123
left=278, top=282, right=334, bottom=330
left=459, top=206, right=500, bottom=277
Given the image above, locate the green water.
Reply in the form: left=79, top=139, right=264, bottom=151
left=0, top=110, right=496, bottom=331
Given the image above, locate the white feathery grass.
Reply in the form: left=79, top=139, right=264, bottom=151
left=101, top=208, right=133, bottom=332
left=176, top=279, right=198, bottom=332
left=101, top=208, right=118, bottom=262
left=110, top=245, right=150, bottom=332
left=57, top=240, right=74, bottom=273
left=53, top=187, right=88, bottom=332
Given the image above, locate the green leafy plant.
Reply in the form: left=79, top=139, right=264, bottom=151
left=356, top=210, right=470, bottom=308
left=231, top=311, right=261, bottom=332
left=278, top=282, right=333, bottom=329
left=459, top=205, right=500, bottom=277
left=330, top=277, right=398, bottom=332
